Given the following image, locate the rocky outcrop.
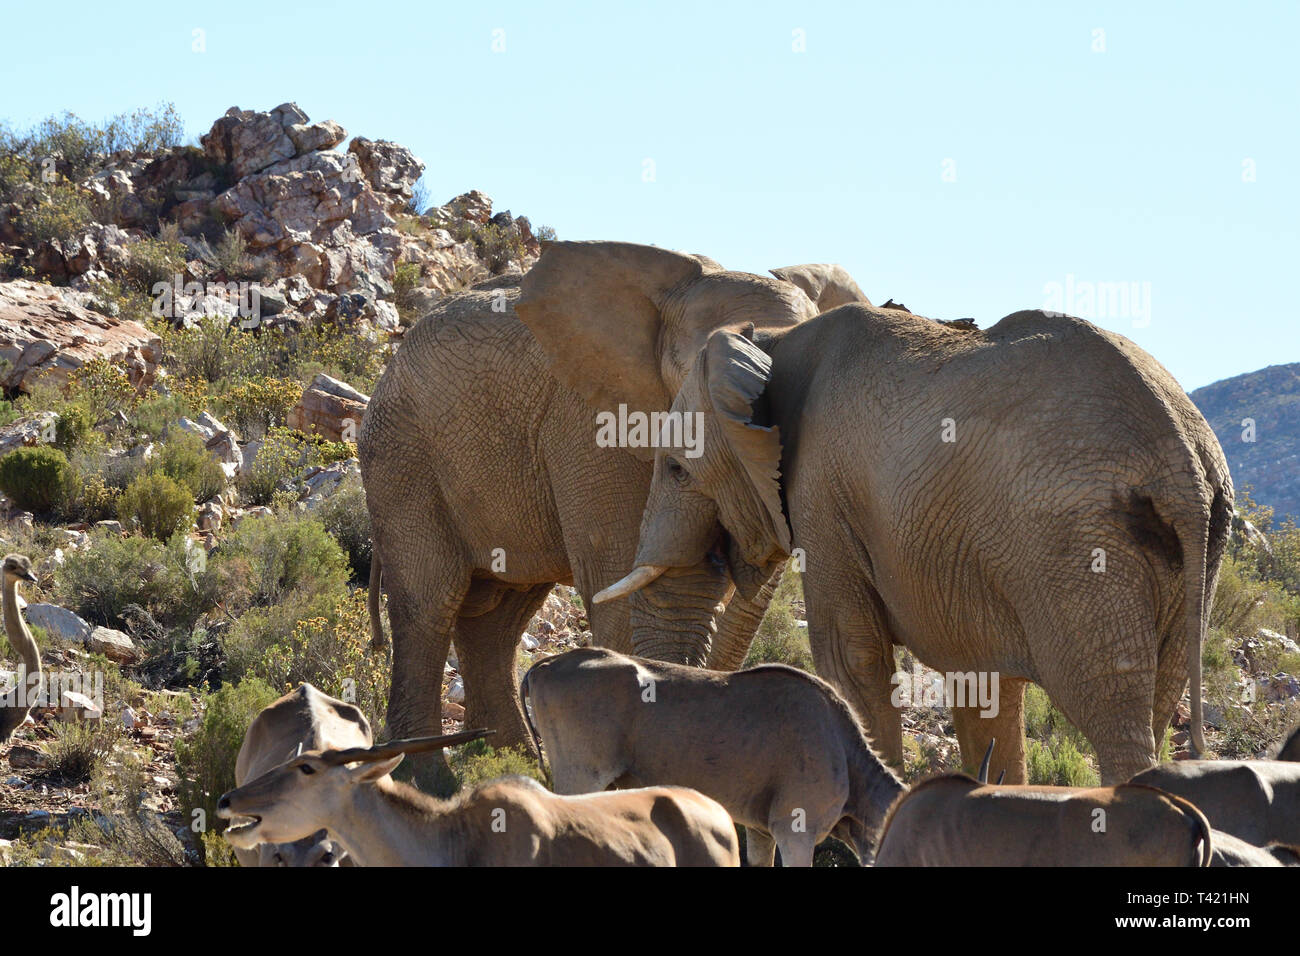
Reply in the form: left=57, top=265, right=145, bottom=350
left=0, top=280, right=160, bottom=392
left=285, top=373, right=368, bottom=442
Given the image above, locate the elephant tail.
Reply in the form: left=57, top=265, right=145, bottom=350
left=368, top=551, right=388, bottom=650
left=1181, top=512, right=1210, bottom=758
left=518, top=658, right=548, bottom=773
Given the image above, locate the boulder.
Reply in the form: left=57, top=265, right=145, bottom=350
left=22, top=604, right=92, bottom=643
left=347, top=138, right=425, bottom=207
left=201, top=107, right=297, bottom=179
left=86, top=626, right=141, bottom=665
left=0, top=280, right=160, bottom=392
left=285, top=373, right=368, bottom=442
left=175, top=412, right=242, bottom=477
left=211, top=149, right=402, bottom=296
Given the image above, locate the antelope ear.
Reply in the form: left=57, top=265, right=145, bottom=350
left=702, top=331, right=792, bottom=564
left=349, top=754, right=404, bottom=783
left=771, top=263, right=872, bottom=312
left=515, top=241, right=705, bottom=417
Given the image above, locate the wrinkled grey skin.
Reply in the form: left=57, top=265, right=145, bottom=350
left=360, top=242, right=856, bottom=791
left=591, top=304, right=1232, bottom=785
left=233, top=683, right=372, bottom=867
left=1129, top=759, right=1300, bottom=847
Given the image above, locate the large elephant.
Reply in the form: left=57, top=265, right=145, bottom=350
left=359, top=241, right=866, bottom=789
left=579, top=303, right=1233, bottom=785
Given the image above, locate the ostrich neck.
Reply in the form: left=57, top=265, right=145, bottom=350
left=3, top=580, right=40, bottom=676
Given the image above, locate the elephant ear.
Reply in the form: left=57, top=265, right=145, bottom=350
left=770, top=263, right=872, bottom=312
left=703, top=331, right=792, bottom=563
left=515, top=241, right=706, bottom=416
left=687, top=252, right=726, bottom=272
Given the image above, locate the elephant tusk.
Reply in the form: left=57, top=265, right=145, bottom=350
left=593, top=566, right=668, bottom=604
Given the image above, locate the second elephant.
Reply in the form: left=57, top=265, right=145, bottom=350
left=582, top=303, right=1233, bottom=786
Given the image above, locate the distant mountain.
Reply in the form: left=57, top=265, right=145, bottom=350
left=1190, top=363, right=1300, bottom=523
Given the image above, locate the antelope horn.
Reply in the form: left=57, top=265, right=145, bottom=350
left=593, top=565, right=668, bottom=604
left=995, top=770, right=1006, bottom=786
left=977, top=738, right=996, bottom=784
left=322, top=728, right=495, bottom=766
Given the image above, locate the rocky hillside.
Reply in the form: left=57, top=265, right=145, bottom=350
left=1190, top=363, right=1300, bottom=523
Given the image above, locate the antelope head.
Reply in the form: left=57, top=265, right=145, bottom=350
left=217, top=729, right=494, bottom=850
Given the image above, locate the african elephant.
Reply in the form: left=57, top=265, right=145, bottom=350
left=359, top=241, right=866, bottom=789
left=581, top=303, right=1233, bottom=785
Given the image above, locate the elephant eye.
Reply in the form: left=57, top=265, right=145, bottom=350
left=665, top=457, right=688, bottom=483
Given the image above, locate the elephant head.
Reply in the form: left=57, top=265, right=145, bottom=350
left=594, top=329, right=792, bottom=612
left=516, top=242, right=847, bottom=661
left=515, top=241, right=819, bottom=446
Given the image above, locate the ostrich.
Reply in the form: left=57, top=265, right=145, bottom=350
left=1, top=554, right=41, bottom=744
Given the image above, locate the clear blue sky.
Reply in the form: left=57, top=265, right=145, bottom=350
left=2, top=0, right=1295, bottom=390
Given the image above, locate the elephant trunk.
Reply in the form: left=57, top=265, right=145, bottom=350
left=628, top=563, right=732, bottom=667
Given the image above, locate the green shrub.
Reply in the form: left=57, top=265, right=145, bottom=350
left=152, top=314, right=255, bottom=384
left=153, top=431, right=225, bottom=502
left=131, top=391, right=190, bottom=440
left=743, top=567, right=812, bottom=671
left=254, top=590, right=389, bottom=729
left=197, top=228, right=266, bottom=282
left=53, top=403, right=93, bottom=452
left=55, top=530, right=219, bottom=631
left=215, top=375, right=300, bottom=440
left=60, top=462, right=120, bottom=523
left=122, top=236, right=187, bottom=296
left=65, top=356, right=137, bottom=422
left=450, top=739, right=546, bottom=789
left=43, top=719, right=123, bottom=785
left=20, top=182, right=92, bottom=245
left=315, top=475, right=372, bottom=582
left=174, top=677, right=279, bottom=864
left=1026, top=735, right=1099, bottom=787
left=118, top=472, right=193, bottom=540
left=476, top=222, right=526, bottom=273
left=0, top=445, right=71, bottom=513
left=392, top=261, right=423, bottom=324
left=236, top=426, right=342, bottom=506
left=216, top=509, right=349, bottom=609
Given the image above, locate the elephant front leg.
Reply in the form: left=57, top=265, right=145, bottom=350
left=804, top=578, right=905, bottom=773
left=952, top=676, right=1027, bottom=785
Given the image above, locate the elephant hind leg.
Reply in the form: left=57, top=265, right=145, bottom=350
left=455, top=582, right=552, bottom=757
left=1030, top=603, right=1158, bottom=785
left=380, top=546, right=467, bottom=796
left=952, top=677, right=1028, bottom=784
left=1151, top=621, right=1188, bottom=756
